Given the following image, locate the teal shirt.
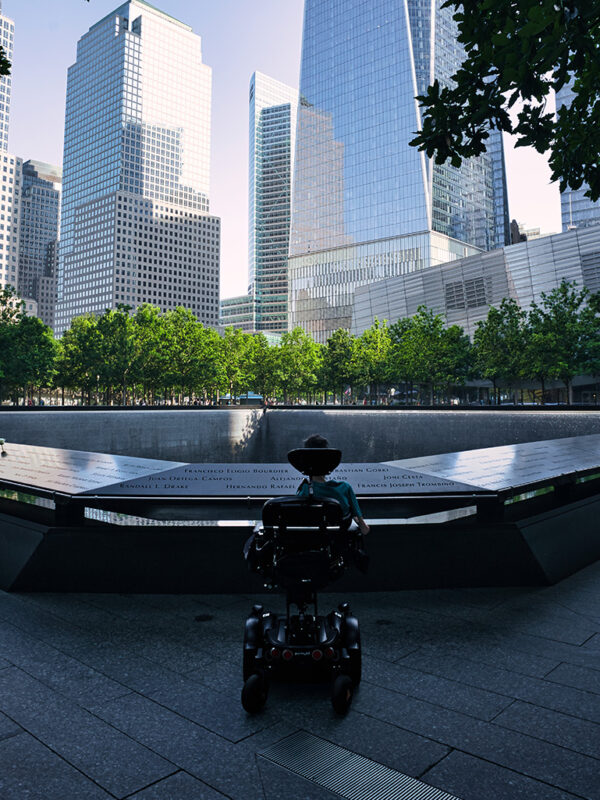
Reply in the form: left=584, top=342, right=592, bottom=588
left=297, top=479, right=363, bottom=518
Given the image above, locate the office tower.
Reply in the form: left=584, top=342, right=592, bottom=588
left=55, top=1, right=220, bottom=335
left=0, top=151, right=20, bottom=291
left=219, top=293, right=254, bottom=332
left=0, top=2, right=20, bottom=293
left=220, top=72, right=298, bottom=333
left=17, top=161, right=62, bottom=328
left=249, top=72, right=298, bottom=332
left=0, top=1, right=13, bottom=152
left=488, top=133, right=511, bottom=250
left=288, top=0, right=510, bottom=341
left=556, top=82, right=600, bottom=232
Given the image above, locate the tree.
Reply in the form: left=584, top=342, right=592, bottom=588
left=0, top=285, right=24, bottom=325
left=219, top=326, right=254, bottom=401
left=161, top=307, right=220, bottom=403
left=581, top=292, right=600, bottom=389
left=0, top=287, right=57, bottom=404
left=410, top=1, right=600, bottom=200
left=0, top=287, right=23, bottom=401
left=387, top=318, right=413, bottom=402
left=357, top=319, right=391, bottom=403
left=131, top=304, right=169, bottom=403
left=320, top=329, right=359, bottom=403
left=58, top=314, right=103, bottom=404
left=525, top=281, right=594, bottom=404
left=249, top=334, right=279, bottom=402
left=97, top=305, right=135, bottom=405
left=9, top=317, right=57, bottom=403
left=277, top=328, right=322, bottom=403
left=400, top=306, right=471, bottom=405
left=441, top=324, right=473, bottom=401
left=473, top=298, right=528, bottom=403
left=195, top=326, right=223, bottom=402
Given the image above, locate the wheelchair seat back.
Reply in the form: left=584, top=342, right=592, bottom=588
left=260, top=495, right=350, bottom=591
left=262, top=495, right=349, bottom=536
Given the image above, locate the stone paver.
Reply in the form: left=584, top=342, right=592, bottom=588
left=127, top=771, right=229, bottom=799
left=0, top=561, right=599, bottom=799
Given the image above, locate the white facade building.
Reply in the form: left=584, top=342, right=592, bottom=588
left=352, top=226, right=600, bottom=339
left=56, top=0, right=219, bottom=335
left=0, top=3, right=20, bottom=294
left=0, top=0, right=13, bottom=152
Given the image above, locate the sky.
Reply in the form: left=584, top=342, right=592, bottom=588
left=5, top=0, right=562, bottom=300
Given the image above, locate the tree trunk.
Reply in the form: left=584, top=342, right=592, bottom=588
left=540, top=377, right=545, bottom=405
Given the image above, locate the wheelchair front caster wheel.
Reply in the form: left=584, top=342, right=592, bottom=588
left=242, top=672, right=268, bottom=713
left=331, top=674, right=353, bottom=714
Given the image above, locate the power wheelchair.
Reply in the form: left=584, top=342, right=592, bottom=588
left=242, top=447, right=367, bottom=714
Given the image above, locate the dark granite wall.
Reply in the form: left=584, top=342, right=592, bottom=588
left=1, top=408, right=599, bottom=462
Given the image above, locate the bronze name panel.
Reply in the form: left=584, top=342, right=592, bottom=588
left=388, top=434, right=600, bottom=492
left=0, top=443, right=182, bottom=494
left=83, top=461, right=485, bottom=497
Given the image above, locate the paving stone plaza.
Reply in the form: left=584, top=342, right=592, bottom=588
left=1, top=560, right=599, bottom=799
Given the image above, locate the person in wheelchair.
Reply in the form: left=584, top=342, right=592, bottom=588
left=241, top=435, right=367, bottom=715
left=296, top=434, right=370, bottom=536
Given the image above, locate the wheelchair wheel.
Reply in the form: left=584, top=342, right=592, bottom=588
left=242, top=672, right=268, bottom=713
left=331, top=674, right=353, bottom=714
left=348, top=639, right=362, bottom=685
left=243, top=648, right=259, bottom=682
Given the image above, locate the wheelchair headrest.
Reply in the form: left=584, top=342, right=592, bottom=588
left=287, top=447, right=342, bottom=476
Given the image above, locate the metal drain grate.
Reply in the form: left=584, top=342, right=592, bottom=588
left=260, top=730, right=461, bottom=800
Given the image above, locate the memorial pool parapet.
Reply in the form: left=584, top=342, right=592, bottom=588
left=1, top=407, right=600, bottom=463
left=1, top=437, right=600, bottom=592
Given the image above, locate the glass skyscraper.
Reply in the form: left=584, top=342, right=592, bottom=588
left=220, top=72, right=298, bottom=333
left=289, top=0, right=510, bottom=341
left=18, top=161, right=62, bottom=328
left=249, top=72, right=298, bottom=332
left=56, top=0, right=220, bottom=335
left=556, top=82, right=600, bottom=232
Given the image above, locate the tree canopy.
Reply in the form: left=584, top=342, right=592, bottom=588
left=410, top=1, right=600, bottom=200
left=0, top=287, right=57, bottom=403
left=473, top=298, right=527, bottom=402
left=526, top=281, right=599, bottom=403
left=2, top=283, right=600, bottom=406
